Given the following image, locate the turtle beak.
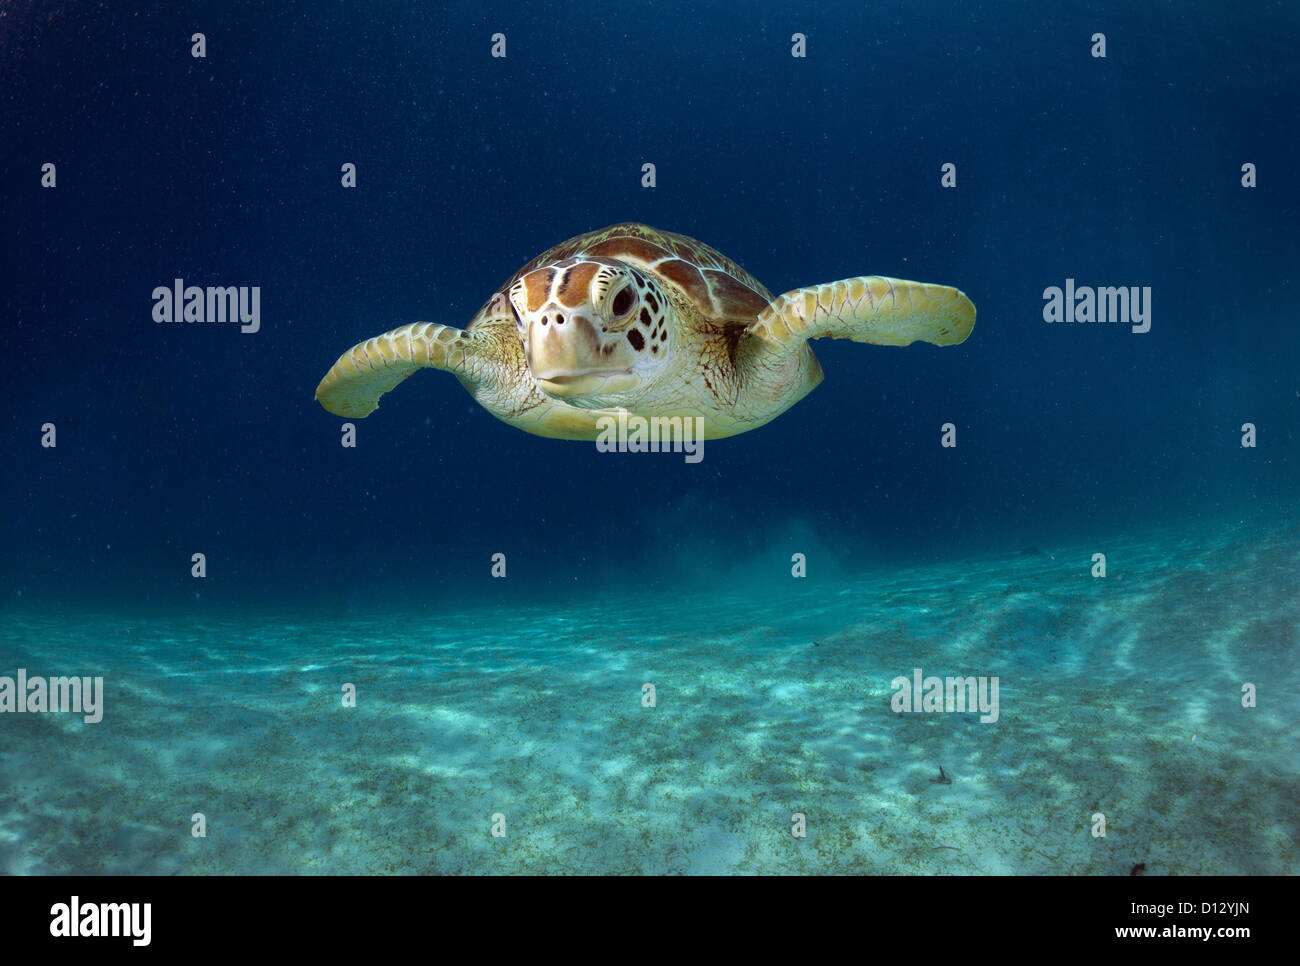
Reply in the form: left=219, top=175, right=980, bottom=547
left=537, top=372, right=633, bottom=397
left=526, top=313, right=634, bottom=398
left=528, top=313, right=601, bottom=378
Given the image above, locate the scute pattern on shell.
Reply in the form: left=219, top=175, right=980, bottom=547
left=468, top=223, right=773, bottom=330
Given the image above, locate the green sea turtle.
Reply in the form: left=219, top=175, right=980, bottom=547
left=314, top=223, right=974, bottom=439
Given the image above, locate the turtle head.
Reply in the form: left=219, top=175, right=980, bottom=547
left=508, top=256, right=674, bottom=406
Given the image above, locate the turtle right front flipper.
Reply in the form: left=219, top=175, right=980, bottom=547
left=315, top=322, right=480, bottom=418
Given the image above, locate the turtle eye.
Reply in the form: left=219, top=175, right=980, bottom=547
left=611, top=287, right=634, bottom=318
left=505, top=288, right=527, bottom=330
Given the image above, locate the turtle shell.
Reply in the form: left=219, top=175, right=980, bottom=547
left=469, top=223, right=773, bottom=329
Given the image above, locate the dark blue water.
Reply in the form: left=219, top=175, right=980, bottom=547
left=4, top=1, right=1295, bottom=612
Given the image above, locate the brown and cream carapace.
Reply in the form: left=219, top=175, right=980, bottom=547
left=314, top=223, right=975, bottom=440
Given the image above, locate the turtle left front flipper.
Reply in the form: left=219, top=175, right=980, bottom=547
left=733, top=275, right=974, bottom=422
left=747, top=276, right=974, bottom=351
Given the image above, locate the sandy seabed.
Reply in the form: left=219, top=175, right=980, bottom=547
left=1, top=521, right=1296, bottom=874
